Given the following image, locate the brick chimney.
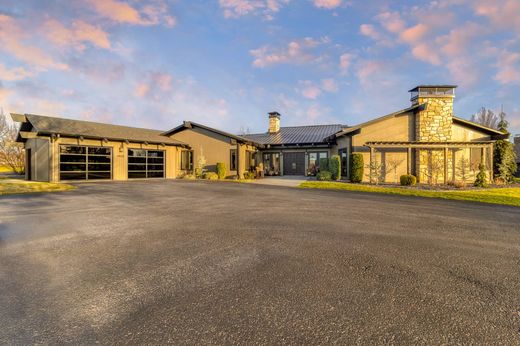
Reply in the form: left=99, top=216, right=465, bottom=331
left=268, top=111, right=281, bottom=134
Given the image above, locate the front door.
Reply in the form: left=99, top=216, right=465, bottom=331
left=283, top=152, right=305, bottom=175
left=338, top=148, right=349, bottom=178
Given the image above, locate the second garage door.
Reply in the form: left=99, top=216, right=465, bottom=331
left=283, top=152, right=305, bottom=175
left=128, top=149, right=165, bottom=178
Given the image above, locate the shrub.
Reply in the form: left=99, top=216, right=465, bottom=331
left=203, top=172, right=219, bottom=180
left=243, top=171, right=255, bottom=180
left=329, top=155, right=341, bottom=181
left=319, top=157, right=329, bottom=172
left=448, top=180, right=466, bottom=188
left=182, top=173, right=196, bottom=180
left=474, top=164, right=488, bottom=188
left=316, top=170, right=332, bottom=181
left=216, top=162, right=227, bottom=179
left=400, top=174, right=417, bottom=186
left=349, top=153, right=364, bottom=183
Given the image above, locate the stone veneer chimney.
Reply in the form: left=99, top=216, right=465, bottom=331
left=410, top=85, right=456, bottom=142
left=268, top=111, right=281, bottom=134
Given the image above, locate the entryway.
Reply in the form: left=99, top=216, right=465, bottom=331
left=283, top=152, right=305, bottom=175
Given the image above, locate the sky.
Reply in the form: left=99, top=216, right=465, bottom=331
left=0, top=0, right=519, bottom=137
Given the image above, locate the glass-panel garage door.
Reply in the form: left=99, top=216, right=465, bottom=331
left=60, top=145, right=112, bottom=180
left=128, top=149, right=164, bottom=178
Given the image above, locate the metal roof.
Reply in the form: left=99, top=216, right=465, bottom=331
left=15, top=113, right=188, bottom=146
left=242, top=124, right=344, bottom=145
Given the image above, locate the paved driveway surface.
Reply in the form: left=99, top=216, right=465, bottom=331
left=1, top=180, right=519, bottom=344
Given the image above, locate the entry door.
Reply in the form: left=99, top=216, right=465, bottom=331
left=26, top=148, right=31, bottom=180
left=283, top=152, right=305, bottom=175
left=338, top=148, right=349, bottom=178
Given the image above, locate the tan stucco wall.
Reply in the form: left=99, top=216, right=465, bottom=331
left=351, top=112, right=415, bottom=150
left=168, top=128, right=256, bottom=178
left=452, top=123, right=491, bottom=141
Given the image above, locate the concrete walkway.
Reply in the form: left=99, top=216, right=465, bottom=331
left=250, top=175, right=311, bottom=187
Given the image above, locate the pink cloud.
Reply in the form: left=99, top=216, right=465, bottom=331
left=411, top=43, right=441, bottom=65
left=321, top=78, right=338, bottom=92
left=313, top=0, right=342, bottom=9
left=0, top=64, right=33, bottom=81
left=86, top=0, right=176, bottom=27
left=494, top=51, right=520, bottom=85
left=400, top=23, right=429, bottom=43
left=474, top=0, right=520, bottom=32
left=43, top=19, right=111, bottom=50
left=0, top=15, right=68, bottom=71
left=250, top=37, right=329, bottom=68
left=376, top=12, right=406, bottom=34
left=360, top=24, right=382, bottom=40
left=299, top=80, right=322, bottom=99
left=134, top=71, right=174, bottom=99
left=339, top=53, right=354, bottom=75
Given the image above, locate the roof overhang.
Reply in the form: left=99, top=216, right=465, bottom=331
left=452, top=116, right=508, bottom=139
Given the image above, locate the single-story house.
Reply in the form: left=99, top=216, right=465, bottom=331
left=12, top=85, right=507, bottom=184
left=515, top=135, right=520, bottom=178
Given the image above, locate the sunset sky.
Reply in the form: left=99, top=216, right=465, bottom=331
left=0, top=0, right=519, bottom=136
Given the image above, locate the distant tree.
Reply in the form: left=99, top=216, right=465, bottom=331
left=0, top=108, right=25, bottom=174
left=238, top=126, right=250, bottom=135
left=493, top=110, right=517, bottom=183
left=471, top=107, right=499, bottom=129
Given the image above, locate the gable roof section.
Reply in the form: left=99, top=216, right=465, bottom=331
left=334, top=104, right=423, bottom=138
left=12, top=113, right=188, bottom=146
left=162, top=121, right=260, bottom=146
left=452, top=116, right=508, bottom=137
left=242, top=124, right=344, bottom=145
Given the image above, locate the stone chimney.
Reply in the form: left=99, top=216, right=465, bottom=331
left=268, top=111, right=281, bottom=134
left=410, top=85, right=456, bottom=142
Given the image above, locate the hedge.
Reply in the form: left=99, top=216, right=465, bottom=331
left=203, top=172, right=219, bottom=180
left=329, top=155, right=341, bottom=181
left=216, top=162, right=227, bottom=179
left=317, top=170, right=332, bottom=181
left=319, top=157, right=329, bottom=172
left=349, top=153, right=364, bottom=183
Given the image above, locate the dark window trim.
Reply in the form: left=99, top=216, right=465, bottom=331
left=180, top=150, right=194, bottom=171
left=230, top=149, right=237, bottom=171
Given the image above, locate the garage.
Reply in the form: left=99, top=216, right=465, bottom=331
left=283, top=152, right=305, bottom=175
left=59, top=145, right=112, bottom=181
left=128, top=149, right=165, bottom=178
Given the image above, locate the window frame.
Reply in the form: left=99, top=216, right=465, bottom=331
left=230, top=149, right=237, bottom=171
left=180, top=150, right=194, bottom=171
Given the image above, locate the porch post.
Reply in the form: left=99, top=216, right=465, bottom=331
left=407, top=146, right=411, bottom=175
left=369, top=146, right=374, bottom=183
left=488, top=144, right=494, bottom=183
left=444, top=146, right=449, bottom=184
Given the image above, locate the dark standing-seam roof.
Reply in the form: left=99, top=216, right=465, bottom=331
left=22, top=114, right=188, bottom=146
left=242, top=124, right=344, bottom=145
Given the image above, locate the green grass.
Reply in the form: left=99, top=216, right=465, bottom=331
left=0, top=165, right=14, bottom=173
left=0, top=179, right=75, bottom=196
left=299, top=181, right=520, bottom=207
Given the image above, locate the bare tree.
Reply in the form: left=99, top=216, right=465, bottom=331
left=471, top=107, right=499, bottom=129
left=366, top=158, right=384, bottom=185
left=0, top=108, right=25, bottom=174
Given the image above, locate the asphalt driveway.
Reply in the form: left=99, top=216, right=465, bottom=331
left=1, top=180, right=519, bottom=344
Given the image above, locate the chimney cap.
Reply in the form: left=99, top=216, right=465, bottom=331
left=408, top=85, right=457, bottom=92
left=268, top=111, right=281, bottom=118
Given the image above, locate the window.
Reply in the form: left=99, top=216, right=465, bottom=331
left=59, top=145, right=112, bottom=180
left=230, top=149, right=237, bottom=171
left=246, top=151, right=256, bottom=171
left=307, top=151, right=328, bottom=176
left=470, top=148, right=482, bottom=170
left=128, top=149, right=165, bottom=178
left=180, top=150, right=193, bottom=171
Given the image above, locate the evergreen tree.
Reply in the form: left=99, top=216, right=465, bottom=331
left=493, top=110, right=517, bottom=183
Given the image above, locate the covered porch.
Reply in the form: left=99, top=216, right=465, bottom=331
left=365, top=141, right=494, bottom=184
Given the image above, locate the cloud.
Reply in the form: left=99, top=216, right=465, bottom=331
left=339, top=53, right=354, bottom=75
left=0, top=14, right=68, bottom=71
left=0, top=64, right=33, bottom=81
left=219, top=0, right=289, bottom=19
left=299, top=80, right=322, bottom=99
left=474, top=0, right=520, bottom=33
left=360, top=24, right=382, bottom=40
left=375, top=11, right=406, bottom=34
left=321, top=78, right=338, bottom=92
left=43, top=19, right=111, bottom=51
left=494, top=50, right=520, bottom=85
left=313, top=0, right=342, bottom=9
left=86, top=0, right=176, bottom=27
left=250, top=37, right=329, bottom=68
left=134, top=71, right=173, bottom=99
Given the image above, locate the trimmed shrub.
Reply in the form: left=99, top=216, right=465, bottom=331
left=474, top=164, right=488, bottom=188
left=349, top=153, right=364, bottom=183
left=316, top=170, right=332, bottom=181
left=182, top=173, right=196, bottom=180
left=400, top=174, right=417, bottom=186
left=243, top=171, right=255, bottom=180
left=203, top=172, right=219, bottom=180
left=319, top=157, right=329, bottom=172
left=216, top=162, right=227, bottom=179
left=329, top=155, right=341, bottom=181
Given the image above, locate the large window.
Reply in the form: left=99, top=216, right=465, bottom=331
left=180, top=150, right=193, bottom=171
left=230, top=149, right=237, bottom=171
left=60, top=145, right=112, bottom=180
left=128, top=149, right=164, bottom=178
left=307, top=151, right=328, bottom=176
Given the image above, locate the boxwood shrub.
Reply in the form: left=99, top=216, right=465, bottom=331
left=243, top=171, right=255, bottom=180
left=349, top=153, right=364, bottom=183
left=329, top=155, right=341, bottom=181
left=203, top=172, right=219, bottom=180
left=216, top=162, right=227, bottom=179
left=316, top=170, right=332, bottom=181
left=319, top=157, right=329, bottom=172
left=400, top=174, right=417, bottom=186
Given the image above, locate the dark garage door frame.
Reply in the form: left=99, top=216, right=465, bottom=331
left=283, top=152, right=305, bottom=175
left=59, top=145, right=112, bottom=181
left=128, top=149, right=165, bottom=179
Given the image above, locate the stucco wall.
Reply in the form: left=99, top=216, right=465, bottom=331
left=25, top=138, right=50, bottom=182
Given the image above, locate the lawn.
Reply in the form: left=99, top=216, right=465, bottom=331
left=0, top=179, right=75, bottom=196
left=0, top=165, right=14, bottom=173
left=299, top=181, right=520, bottom=207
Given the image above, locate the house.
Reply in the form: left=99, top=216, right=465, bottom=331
left=12, top=85, right=507, bottom=184
left=515, top=135, right=520, bottom=177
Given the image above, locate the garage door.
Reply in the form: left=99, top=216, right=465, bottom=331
left=283, top=152, right=305, bottom=175
left=59, top=145, right=112, bottom=181
left=128, top=149, right=165, bottom=178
